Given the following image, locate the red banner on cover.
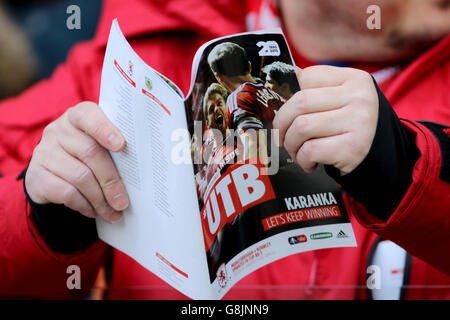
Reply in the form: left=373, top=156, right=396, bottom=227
left=261, top=205, right=341, bottom=231
left=200, top=160, right=275, bottom=251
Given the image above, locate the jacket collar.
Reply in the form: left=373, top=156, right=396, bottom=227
left=385, top=34, right=450, bottom=103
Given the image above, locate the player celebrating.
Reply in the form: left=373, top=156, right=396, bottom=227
left=207, top=42, right=286, bottom=164
left=198, top=82, right=242, bottom=200
left=198, top=82, right=244, bottom=281
left=204, top=42, right=297, bottom=279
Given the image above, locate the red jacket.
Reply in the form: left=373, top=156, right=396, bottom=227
left=0, top=0, right=449, bottom=299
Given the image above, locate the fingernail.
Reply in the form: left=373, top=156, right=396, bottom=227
left=112, top=193, right=129, bottom=211
left=109, top=211, right=123, bottom=224
left=108, top=133, right=124, bottom=150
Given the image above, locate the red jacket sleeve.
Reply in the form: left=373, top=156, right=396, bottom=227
left=0, top=38, right=108, bottom=298
left=0, top=175, right=109, bottom=298
left=347, top=120, right=450, bottom=275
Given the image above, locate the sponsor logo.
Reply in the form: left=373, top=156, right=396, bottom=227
left=310, top=232, right=333, bottom=240
left=288, top=234, right=307, bottom=245
left=336, top=230, right=348, bottom=239
left=145, top=77, right=152, bottom=91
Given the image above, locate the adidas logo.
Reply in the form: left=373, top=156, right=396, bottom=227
left=336, top=230, right=348, bottom=238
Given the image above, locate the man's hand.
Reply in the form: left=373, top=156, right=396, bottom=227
left=273, top=65, right=379, bottom=175
left=25, top=101, right=129, bottom=223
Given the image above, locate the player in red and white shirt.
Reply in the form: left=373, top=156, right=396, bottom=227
left=197, top=82, right=245, bottom=280
left=196, top=82, right=242, bottom=203
left=207, top=42, right=286, bottom=162
left=226, top=81, right=285, bottom=132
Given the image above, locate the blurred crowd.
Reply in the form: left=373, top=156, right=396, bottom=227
left=0, top=0, right=102, bottom=99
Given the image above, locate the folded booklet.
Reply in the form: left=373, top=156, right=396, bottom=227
left=97, top=19, right=357, bottom=300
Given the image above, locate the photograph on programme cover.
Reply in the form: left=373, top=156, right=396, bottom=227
left=185, top=33, right=351, bottom=284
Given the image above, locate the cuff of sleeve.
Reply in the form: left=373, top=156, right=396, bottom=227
left=325, top=77, right=420, bottom=221
left=344, top=121, right=450, bottom=274
left=2, top=173, right=107, bottom=264
left=20, top=171, right=103, bottom=259
left=347, top=120, right=442, bottom=229
left=26, top=198, right=106, bottom=264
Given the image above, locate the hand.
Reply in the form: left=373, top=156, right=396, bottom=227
left=25, top=101, right=129, bottom=223
left=273, top=65, right=379, bottom=175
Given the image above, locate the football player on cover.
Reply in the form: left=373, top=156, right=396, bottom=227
left=262, top=61, right=299, bottom=99
left=198, top=82, right=242, bottom=201
left=198, top=82, right=244, bottom=281
left=207, top=42, right=286, bottom=164
left=204, top=42, right=294, bottom=281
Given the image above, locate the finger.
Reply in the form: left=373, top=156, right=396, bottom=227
left=273, top=85, right=348, bottom=146
left=283, top=107, right=350, bottom=156
left=66, top=102, right=126, bottom=152
left=37, top=167, right=97, bottom=219
left=41, top=145, right=122, bottom=223
left=59, top=127, right=129, bottom=211
left=295, top=133, right=351, bottom=173
left=297, top=65, right=356, bottom=89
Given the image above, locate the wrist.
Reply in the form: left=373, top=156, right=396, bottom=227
left=22, top=167, right=99, bottom=254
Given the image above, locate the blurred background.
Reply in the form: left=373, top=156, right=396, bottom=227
left=0, top=0, right=102, bottom=99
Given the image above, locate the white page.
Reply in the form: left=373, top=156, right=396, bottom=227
left=97, top=20, right=211, bottom=299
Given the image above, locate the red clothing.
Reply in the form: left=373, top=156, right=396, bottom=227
left=203, top=134, right=241, bottom=187
left=227, top=82, right=285, bottom=130
left=0, top=0, right=449, bottom=299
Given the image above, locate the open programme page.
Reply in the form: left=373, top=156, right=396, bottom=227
left=97, top=20, right=211, bottom=299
